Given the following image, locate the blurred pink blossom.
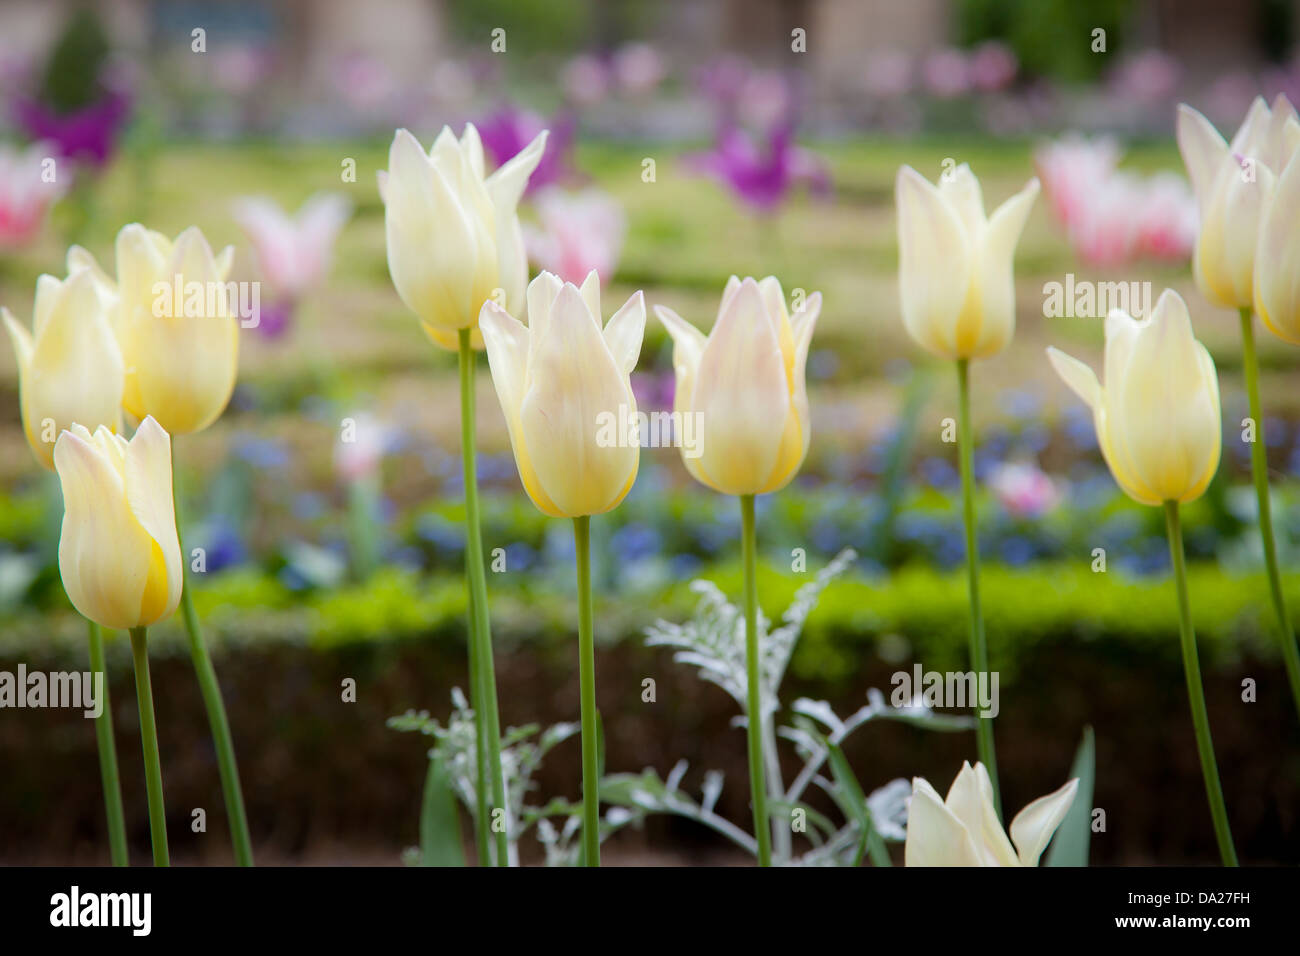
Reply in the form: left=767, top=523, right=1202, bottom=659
left=209, top=42, right=273, bottom=97
left=524, top=187, right=625, bottom=285
left=0, top=140, right=66, bottom=248
left=334, top=412, right=393, bottom=483
left=969, top=41, right=1017, bottom=93
left=334, top=54, right=396, bottom=113
left=613, top=43, right=666, bottom=96
left=1108, top=49, right=1181, bottom=103
left=922, top=48, right=971, bottom=98
left=562, top=54, right=610, bottom=106
left=1035, top=135, right=1195, bottom=267
left=232, top=192, right=352, bottom=297
left=863, top=51, right=913, bottom=98
left=991, top=462, right=1060, bottom=519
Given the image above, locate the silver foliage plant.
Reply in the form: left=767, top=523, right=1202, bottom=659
left=392, top=547, right=971, bottom=865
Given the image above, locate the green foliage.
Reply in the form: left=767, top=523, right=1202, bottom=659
left=956, top=0, right=1134, bottom=82
left=1046, top=726, right=1095, bottom=867
left=39, top=6, right=111, bottom=113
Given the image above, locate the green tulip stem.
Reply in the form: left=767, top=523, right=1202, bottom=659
left=1238, top=308, right=1300, bottom=721
left=171, top=444, right=255, bottom=867
left=740, top=494, right=773, bottom=867
left=128, top=626, right=169, bottom=867
left=956, top=358, right=1001, bottom=818
left=572, top=515, right=601, bottom=866
left=87, top=619, right=128, bottom=866
left=458, top=328, right=509, bottom=866
left=1163, top=501, right=1238, bottom=866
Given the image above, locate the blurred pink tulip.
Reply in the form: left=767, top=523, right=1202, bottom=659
left=863, top=51, right=913, bottom=99
left=524, top=187, right=625, bottom=285
left=232, top=192, right=352, bottom=297
left=922, top=48, right=971, bottom=98
left=969, top=41, right=1018, bottom=93
left=561, top=54, right=610, bottom=106
left=0, top=140, right=66, bottom=248
left=991, top=461, right=1060, bottom=518
left=334, top=412, right=393, bottom=483
left=613, top=43, right=666, bottom=96
left=1109, top=49, right=1181, bottom=104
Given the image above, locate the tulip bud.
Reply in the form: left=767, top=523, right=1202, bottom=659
left=905, top=761, right=1078, bottom=867
left=1254, top=119, right=1300, bottom=344
left=54, top=416, right=183, bottom=630
left=1177, top=95, right=1300, bottom=309
left=1048, top=289, right=1221, bottom=506
left=654, top=276, right=820, bottom=496
left=3, top=269, right=125, bottom=469
left=479, top=271, right=644, bottom=517
left=895, top=164, right=1039, bottom=360
left=111, top=223, right=239, bottom=434
left=381, top=124, right=547, bottom=351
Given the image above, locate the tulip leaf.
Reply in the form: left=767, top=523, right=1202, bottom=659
left=820, top=737, right=892, bottom=867
left=419, top=752, right=465, bottom=867
left=1045, top=725, right=1095, bottom=868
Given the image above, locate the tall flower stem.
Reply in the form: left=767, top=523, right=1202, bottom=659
left=740, top=494, right=772, bottom=866
left=87, top=619, right=128, bottom=866
left=172, top=446, right=254, bottom=866
left=128, top=626, right=169, bottom=867
left=1238, top=308, right=1300, bottom=721
left=458, top=328, right=509, bottom=866
left=955, top=359, right=1000, bottom=817
left=572, top=515, right=600, bottom=866
left=1163, top=501, right=1238, bottom=866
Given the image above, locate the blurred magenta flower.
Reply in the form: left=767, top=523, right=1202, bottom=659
left=613, top=43, right=666, bottom=97
left=524, top=187, right=625, bottom=285
left=688, top=125, right=831, bottom=213
left=0, top=140, right=66, bottom=248
left=14, top=88, right=129, bottom=169
left=990, top=461, right=1060, bottom=518
left=478, top=106, right=576, bottom=193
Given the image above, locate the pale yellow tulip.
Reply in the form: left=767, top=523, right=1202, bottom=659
left=905, top=761, right=1077, bottom=867
left=479, top=270, right=644, bottom=517
left=1254, top=118, right=1300, bottom=344
left=381, top=124, right=546, bottom=351
left=100, top=223, right=240, bottom=435
left=54, top=416, right=183, bottom=630
left=654, top=276, right=820, bottom=496
left=1178, top=95, right=1300, bottom=309
left=1048, top=290, right=1221, bottom=506
left=3, top=269, right=125, bottom=469
left=895, top=164, right=1039, bottom=360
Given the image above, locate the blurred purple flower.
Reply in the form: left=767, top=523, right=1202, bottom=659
left=14, top=88, right=129, bottom=169
left=562, top=54, right=611, bottom=106
left=1108, top=49, right=1181, bottom=103
left=477, top=106, right=576, bottom=193
left=686, top=125, right=831, bottom=213
left=613, top=43, right=666, bottom=97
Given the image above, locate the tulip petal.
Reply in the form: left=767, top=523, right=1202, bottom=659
left=2, top=306, right=33, bottom=373
left=518, top=285, right=638, bottom=516
left=944, top=761, right=1019, bottom=866
left=896, top=165, right=970, bottom=359
left=54, top=428, right=154, bottom=629
left=904, top=777, right=982, bottom=867
left=124, top=416, right=182, bottom=623
left=1255, top=150, right=1300, bottom=345
left=603, top=291, right=645, bottom=377
left=485, top=129, right=549, bottom=215
left=653, top=305, right=711, bottom=484
left=1010, top=777, right=1079, bottom=867
left=691, top=278, right=791, bottom=494
left=939, top=163, right=987, bottom=234
left=1046, top=347, right=1101, bottom=411
left=970, top=177, right=1038, bottom=357
left=1177, top=104, right=1228, bottom=211
left=578, top=270, right=602, bottom=324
